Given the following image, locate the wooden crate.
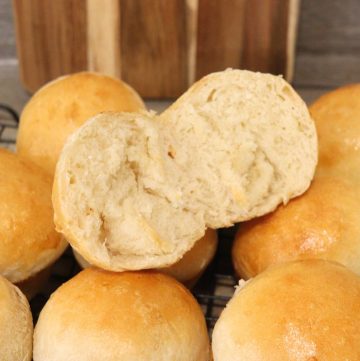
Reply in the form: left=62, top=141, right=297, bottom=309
left=13, top=0, right=300, bottom=98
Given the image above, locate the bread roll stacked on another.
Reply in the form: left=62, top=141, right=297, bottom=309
left=233, top=84, right=360, bottom=278
left=233, top=176, right=360, bottom=278
left=0, top=148, right=67, bottom=298
left=212, top=260, right=360, bottom=361
left=53, top=69, right=317, bottom=273
left=311, top=84, right=360, bottom=183
left=74, top=228, right=218, bottom=288
left=17, top=72, right=145, bottom=175
left=0, top=274, right=33, bottom=361
left=33, top=269, right=210, bottom=361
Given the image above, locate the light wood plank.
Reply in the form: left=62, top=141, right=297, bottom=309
left=185, top=0, right=199, bottom=85
left=86, top=0, right=121, bottom=78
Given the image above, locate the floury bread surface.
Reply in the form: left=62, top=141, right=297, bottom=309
left=53, top=70, right=317, bottom=271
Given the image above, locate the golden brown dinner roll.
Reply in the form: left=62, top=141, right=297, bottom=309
left=310, top=84, right=360, bottom=182
left=0, top=148, right=67, bottom=296
left=33, top=269, right=210, bottom=361
left=232, top=176, right=360, bottom=279
left=0, top=275, right=33, bottom=361
left=74, top=229, right=218, bottom=288
left=17, top=72, right=145, bottom=175
left=212, top=260, right=360, bottom=361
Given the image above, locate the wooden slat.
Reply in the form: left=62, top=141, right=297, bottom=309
left=12, top=0, right=87, bottom=93
left=244, top=0, right=299, bottom=80
left=196, top=0, right=246, bottom=80
left=86, top=0, right=121, bottom=78
left=120, top=0, right=188, bottom=98
left=195, top=0, right=299, bottom=82
left=242, top=0, right=290, bottom=76
left=286, top=0, right=300, bottom=81
left=185, top=0, right=199, bottom=85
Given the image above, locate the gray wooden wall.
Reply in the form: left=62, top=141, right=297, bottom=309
left=1, top=0, right=360, bottom=103
left=294, top=0, right=360, bottom=89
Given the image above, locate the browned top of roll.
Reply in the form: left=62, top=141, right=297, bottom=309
left=34, top=269, right=210, bottom=361
left=310, top=83, right=360, bottom=182
left=232, top=176, right=360, bottom=279
left=17, top=72, right=145, bottom=175
left=212, top=260, right=360, bottom=361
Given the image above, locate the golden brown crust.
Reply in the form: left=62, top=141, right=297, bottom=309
left=0, top=148, right=67, bottom=283
left=160, top=229, right=218, bottom=287
left=232, top=176, right=360, bottom=279
left=34, top=269, right=210, bottom=361
left=212, top=260, right=360, bottom=361
left=310, top=83, right=360, bottom=183
left=0, top=275, right=33, bottom=360
left=17, top=72, right=145, bottom=175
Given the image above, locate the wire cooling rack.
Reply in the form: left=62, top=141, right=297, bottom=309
left=0, top=104, right=238, bottom=334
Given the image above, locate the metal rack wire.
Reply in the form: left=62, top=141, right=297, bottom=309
left=0, top=104, right=238, bottom=333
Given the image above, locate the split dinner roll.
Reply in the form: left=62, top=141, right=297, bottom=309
left=232, top=176, right=360, bottom=279
left=212, top=260, right=360, bottom=361
left=74, top=229, right=218, bottom=287
left=53, top=69, right=317, bottom=272
left=0, top=275, right=33, bottom=361
left=33, top=269, right=210, bottom=361
left=310, top=84, right=360, bottom=182
left=17, top=72, right=145, bottom=175
left=0, top=149, right=67, bottom=296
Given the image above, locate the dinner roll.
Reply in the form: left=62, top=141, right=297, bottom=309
left=159, top=228, right=218, bottom=286
left=33, top=269, right=210, bottom=361
left=0, top=275, right=33, bottom=361
left=74, top=229, right=218, bottom=287
left=310, top=84, right=360, bottom=182
left=17, top=72, right=145, bottom=175
left=53, top=69, right=317, bottom=272
left=232, top=176, right=360, bottom=279
left=212, top=260, right=360, bottom=361
left=0, top=148, right=67, bottom=294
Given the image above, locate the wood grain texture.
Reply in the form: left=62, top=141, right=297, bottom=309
left=86, top=0, right=121, bottom=77
left=185, top=0, right=199, bottom=85
left=120, top=0, right=188, bottom=98
left=242, top=0, right=290, bottom=75
left=196, top=0, right=246, bottom=80
left=196, top=0, right=298, bottom=81
left=12, top=0, right=87, bottom=93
